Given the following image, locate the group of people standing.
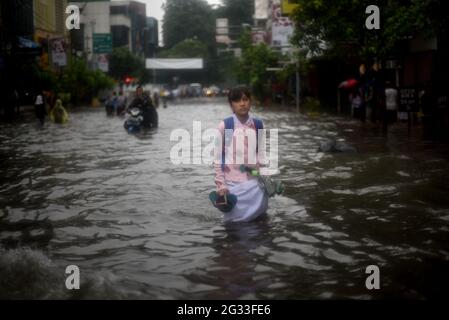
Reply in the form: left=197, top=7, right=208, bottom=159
left=105, top=91, right=127, bottom=116
left=348, top=62, right=442, bottom=139
left=349, top=63, right=398, bottom=133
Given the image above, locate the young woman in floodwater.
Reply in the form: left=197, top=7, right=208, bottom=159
left=211, top=86, right=269, bottom=222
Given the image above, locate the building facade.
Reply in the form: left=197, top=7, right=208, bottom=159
left=70, top=0, right=158, bottom=60
left=34, top=0, right=69, bottom=69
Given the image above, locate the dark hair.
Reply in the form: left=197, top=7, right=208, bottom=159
left=228, top=86, right=251, bottom=105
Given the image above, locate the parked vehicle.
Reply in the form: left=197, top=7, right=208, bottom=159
left=189, top=83, right=203, bottom=97
left=205, top=85, right=221, bottom=97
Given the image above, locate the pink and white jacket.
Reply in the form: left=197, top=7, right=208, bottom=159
left=214, top=114, right=265, bottom=192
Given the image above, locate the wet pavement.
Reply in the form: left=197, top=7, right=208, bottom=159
left=1, top=98, right=449, bottom=299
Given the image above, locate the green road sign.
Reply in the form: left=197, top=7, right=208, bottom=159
left=93, top=33, right=112, bottom=53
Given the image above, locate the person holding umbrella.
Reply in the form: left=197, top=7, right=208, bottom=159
left=338, top=78, right=358, bottom=116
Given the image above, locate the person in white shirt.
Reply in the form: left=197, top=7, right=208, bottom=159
left=350, top=88, right=363, bottom=120
left=384, top=82, right=398, bottom=124
left=34, top=90, right=46, bottom=125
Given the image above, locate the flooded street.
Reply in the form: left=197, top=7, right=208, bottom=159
left=1, top=98, right=449, bottom=299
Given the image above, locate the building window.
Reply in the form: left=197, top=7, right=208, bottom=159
left=111, top=25, right=129, bottom=48
left=110, top=6, right=128, bottom=16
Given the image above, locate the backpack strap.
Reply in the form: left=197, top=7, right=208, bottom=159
left=253, top=117, right=263, bottom=154
left=221, top=116, right=234, bottom=172
left=253, top=118, right=263, bottom=130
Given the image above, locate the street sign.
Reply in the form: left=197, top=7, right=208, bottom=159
left=399, top=87, right=418, bottom=112
left=386, top=59, right=401, bottom=69
left=93, top=33, right=112, bottom=53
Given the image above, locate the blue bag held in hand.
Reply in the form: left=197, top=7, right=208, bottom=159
left=209, top=191, right=238, bottom=213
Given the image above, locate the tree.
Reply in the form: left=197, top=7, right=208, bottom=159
left=291, top=0, right=449, bottom=61
left=158, top=38, right=209, bottom=59
left=157, top=38, right=223, bottom=85
left=235, top=31, right=279, bottom=102
left=109, top=47, right=157, bottom=85
left=109, top=47, right=144, bottom=80
left=60, top=59, right=114, bottom=105
left=162, top=0, right=215, bottom=50
left=220, top=0, right=254, bottom=28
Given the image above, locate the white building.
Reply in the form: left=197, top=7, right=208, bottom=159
left=70, top=0, right=157, bottom=65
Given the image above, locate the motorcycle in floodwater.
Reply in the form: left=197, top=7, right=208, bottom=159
left=123, top=108, right=143, bottom=133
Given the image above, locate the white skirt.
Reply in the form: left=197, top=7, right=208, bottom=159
left=224, top=179, right=268, bottom=223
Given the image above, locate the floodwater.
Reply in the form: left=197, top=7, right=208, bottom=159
left=1, top=98, right=449, bottom=299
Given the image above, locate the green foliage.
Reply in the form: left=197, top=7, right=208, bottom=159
left=34, top=67, right=58, bottom=91
left=162, top=0, right=215, bottom=50
left=109, top=47, right=144, bottom=80
left=90, top=69, right=115, bottom=93
left=291, top=0, right=449, bottom=60
left=219, top=0, right=254, bottom=28
left=109, top=47, right=156, bottom=85
left=213, top=46, right=237, bottom=86
left=161, top=0, right=230, bottom=84
left=60, top=59, right=114, bottom=105
left=235, top=31, right=279, bottom=101
left=158, top=38, right=209, bottom=59
left=56, top=92, right=71, bottom=106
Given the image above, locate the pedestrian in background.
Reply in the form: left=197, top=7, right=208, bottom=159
left=50, top=99, right=69, bottom=124
left=383, top=81, right=398, bottom=133
left=116, top=91, right=127, bottom=116
left=34, top=90, right=46, bottom=126
left=105, top=91, right=117, bottom=116
left=350, top=88, right=363, bottom=120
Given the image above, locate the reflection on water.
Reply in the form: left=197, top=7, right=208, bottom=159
left=1, top=99, right=449, bottom=299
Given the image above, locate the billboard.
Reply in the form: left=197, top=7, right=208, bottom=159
left=51, top=38, right=67, bottom=67
left=254, top=0, right=269, bottom=19
left=271, top=0, right=294, bottom=47
left=216, top=18, right=229, bottom=35
left=97, top=54, right=109, bottom=72
left=281, top=0, right=299, bottom=15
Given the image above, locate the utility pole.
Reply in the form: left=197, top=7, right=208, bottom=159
left=90, top=20, right=96, bottom=70
left=153, top=51, right=156, bottom=88
left=290, top=48, right=300, bottom=113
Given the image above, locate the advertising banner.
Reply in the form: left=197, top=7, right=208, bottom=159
left=51, top=38, right=67, bottom=66
left=97, top=54, right=109, bottom=72
left=255, top=0, right=269, bottom=19
left=146, top=58, right=204, bottom=69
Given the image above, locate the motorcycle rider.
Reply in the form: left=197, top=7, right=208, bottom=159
left=127, top=86, right=158, bottom=128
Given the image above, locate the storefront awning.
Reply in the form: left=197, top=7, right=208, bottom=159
left=16, top=37, right=42, bottom=56
left=17, top=37, right=40, bottom=48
